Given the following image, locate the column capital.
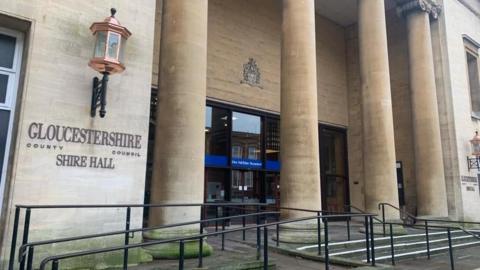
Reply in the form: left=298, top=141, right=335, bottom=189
left=395, top=0, right=442, bottom=19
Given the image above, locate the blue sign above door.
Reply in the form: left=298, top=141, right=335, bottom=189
left=231, top=158, right=262, bottom=169
left=205, top=155, right=228, bottom=167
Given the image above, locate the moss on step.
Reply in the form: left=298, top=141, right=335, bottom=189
left=142, top=228, right=213, bottom=259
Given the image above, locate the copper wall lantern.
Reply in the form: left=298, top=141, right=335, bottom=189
left=88, top=8, right=131, bottom=118
left=467, top=131, right=480, bottom=170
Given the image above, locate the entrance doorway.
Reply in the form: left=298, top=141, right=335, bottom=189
left=203, top=103, right=281, bottom=221
left=319, top=125, right=350, bottom=214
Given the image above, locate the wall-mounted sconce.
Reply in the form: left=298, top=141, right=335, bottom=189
left=88, top=8, right=131, bottom=117
left=467, top=131, right=480, bottom=170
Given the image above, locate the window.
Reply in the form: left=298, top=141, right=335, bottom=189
left=232, top=145, right=243, bottom=159
left=247, top=145, right=259, bottom=160
left=464, top=37, right=480, bottom=118
left=0, top=28, right=23, bottom=213
left=231, top=111, right=261, bottom=162
left=244, top=171, right=253, bottom=187
left=231, top=170, right=241, bottom=188
left=205, top=106, right=229, bottom=167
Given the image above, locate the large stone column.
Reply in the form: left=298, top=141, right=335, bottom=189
left=358, top=0, right=400, bottom=219
left=397, top=0, right=448, bottom=217
left=144, top=0, right=212, bottom=258
left=280, top=0, right=321, bottom=219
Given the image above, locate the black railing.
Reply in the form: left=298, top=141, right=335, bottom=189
left=9, top=202, right=270, bottom=270
left=378, top=202, right=480, bottom=270
left=9, top=203, right=377, bottom=270
left=35, top=212, right=376, bottom=270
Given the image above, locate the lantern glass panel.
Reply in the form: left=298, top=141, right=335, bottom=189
left=473, top=141, right=480, bottom=155
left=94, top=31, right=107, bottom=58
left=107, top=32, right=120, bottom=60
left=118, top=37, right=126, bottom=63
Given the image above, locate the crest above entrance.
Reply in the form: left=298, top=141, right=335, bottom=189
left=241, top=58, right=262, bottom=88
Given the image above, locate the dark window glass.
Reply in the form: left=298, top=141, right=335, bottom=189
left=320, top=127, right=348, bottom=214
left=0, top=34, right=16, bottom=68
left=265, top=173, right=280, bottom=205
left=0, top=110, right=10, bottom=183
left=467, top=52, right=480, bottom=115
left=205, top=106, right=229, bottom=157
left=0, top=74, right=8, bottom=103
left=205, top=168, right=228, bottom=202
left=231, top=112, right=261, bottom=161
left=265, top=118, right=280, bottom=161
left=204, top=168, right=229, bottom=220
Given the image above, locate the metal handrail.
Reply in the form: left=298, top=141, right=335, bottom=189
left=19, top=211, right=279, bottom=260
left=37, top=212, right=378, bottom=270
left=378, top=202, right=480, bottom=270
left=9, top=202, right=271, bottom=270
left=378, top=202, right=417, bottom=225
left=345, top=204, right=384, bottom=224
left=15, top=202, right=270, bottom=209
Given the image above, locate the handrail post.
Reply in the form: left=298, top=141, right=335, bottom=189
left=198, top=223, right=204, bottom=267
left=52, top=260, right=59, bottom=270
left=242, top=207, right=246, bottom=241
left=179, top=240, right=185, bottom=270
left=381, top=204, right=386, bottom=237
left=256, top=206, right=261, bottom=260
left=317, top=211, right=322, bottom=255
left=364, top=216, right=370, bottom=263
left=215, top=206, right=219, bottom=232
left=123, top=207, right=131, bottom=270
left=263, top=226, right=268, bottom=270
left=425, top=220, right=430, bottom=259
left=26, top=246, right=34, bottom=270
left=346, top=218, right=351, bottom=241
left=324, top=217, right=329, bottom=270
left=447, top=228, right=455, bottom=270
left=8, top=206, right=20, bottom=270
left=19, top=208, right=31, bottom=270
left=369, top=216, right=376, bottom=266
left=389, top=223, right=395, bottom=265
left=222, top=219, right=226, bottom=251
left=276, top=213, right=280, bottom=247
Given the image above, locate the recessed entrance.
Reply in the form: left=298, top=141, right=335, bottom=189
left=319, top=125, right=350, bottom=214
left=203, top=102, right=281, bottom=221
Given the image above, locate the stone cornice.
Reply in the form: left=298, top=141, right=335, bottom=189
left=395, top=0, right=442, bottom=19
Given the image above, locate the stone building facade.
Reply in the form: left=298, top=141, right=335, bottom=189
left=0, top=0, right=480, bottom=268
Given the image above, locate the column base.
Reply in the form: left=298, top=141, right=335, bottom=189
left=272, top=220, right=323, bottom=244
left=142, top=228, right=213, bottom=259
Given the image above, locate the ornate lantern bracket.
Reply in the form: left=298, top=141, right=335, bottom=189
left=91, top=73, right=109, bottom=117
left=88, top=8, right=131, bottom=118
left=467, top=131, right=480, bottom=171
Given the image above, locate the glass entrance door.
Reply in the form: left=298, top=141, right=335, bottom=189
left=230, top=170, right=261, bottom=223
left=319, top=125, right=349, bottom=214
left=230, top=170, right=261, bottom=203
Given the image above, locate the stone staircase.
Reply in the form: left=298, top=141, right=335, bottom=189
left=297, top=227, right=480, bottom=264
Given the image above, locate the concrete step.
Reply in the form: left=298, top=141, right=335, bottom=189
left=326, top=231, right=480, bottom=263
left=296, top=229, right=474, bottom=253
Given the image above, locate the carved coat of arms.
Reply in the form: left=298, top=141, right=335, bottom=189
left=241, top=58, right=261, bottom=88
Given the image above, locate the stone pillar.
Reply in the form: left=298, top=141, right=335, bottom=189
left=397, top=0, right=448, bottom=217
left=358, top=0, right=400, bottom=219
left=280, top=0, right=321, bottom=219
left=144, top=0, right=212, bottom=258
